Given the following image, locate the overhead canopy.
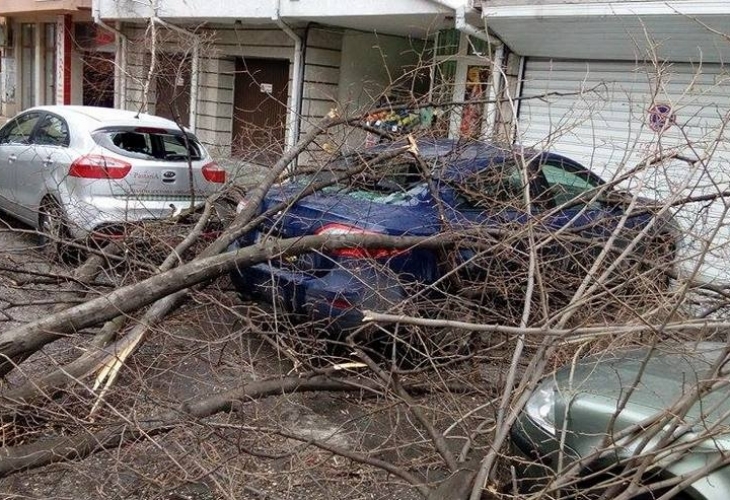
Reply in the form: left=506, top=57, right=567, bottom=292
left=482, top=1, right=730, bottom=63
left=282, top=13, right=451, bottom=38
left=95, top=0, right=486, bottom=39
left=0, top=0, right=90, bottom=16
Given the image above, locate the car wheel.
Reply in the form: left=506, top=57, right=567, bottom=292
left=38, top=198, right=71, bottom=261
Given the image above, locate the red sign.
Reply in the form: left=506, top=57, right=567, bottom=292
left=648, top=103, right=676, bottom=132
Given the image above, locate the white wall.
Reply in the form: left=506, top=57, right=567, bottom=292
left=119, top=22, right=427, bottom=163
left=198, top=24, right=296, bottom=157
left=98, top=0, right=449, bottom=20
left=338, top=31, right=424, bottom=114
left=283, top=0, right=446, bottom=17
left=70, top=47, right=84, bottom=105
left=121, top=23, right=298, bottom=156
left=299, top=28, right=342, bottom=131
left=329, top=30, right=426, bottom=151
left=97, top=0, right=277, bottom=21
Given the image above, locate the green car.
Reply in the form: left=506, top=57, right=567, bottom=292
left=512, top=342, right=730, bottom=499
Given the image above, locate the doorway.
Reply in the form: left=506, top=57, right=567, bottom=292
left=232, top=57, right=290, bottom=163
left=82, top=52, right=115, bottom=108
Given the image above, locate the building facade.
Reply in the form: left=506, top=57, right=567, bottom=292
left=481, top=0, right=730, bottom=281
left=93, top=0, right=503, bottom=160
left=0, top=0, right=115, bottom=118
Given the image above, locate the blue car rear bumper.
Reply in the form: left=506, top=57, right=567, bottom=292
left=229, top=243, right=408, bottom=331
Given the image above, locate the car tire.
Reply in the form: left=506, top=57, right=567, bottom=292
left=38, top=198, right=71, bottom=262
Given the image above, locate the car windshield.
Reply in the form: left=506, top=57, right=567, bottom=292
left=93, top=127, right=204, bottom=161
left=447, top=160, right=528, bottom=210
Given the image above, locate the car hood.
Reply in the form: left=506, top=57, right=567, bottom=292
left=554, top=342, right=730, bottom=452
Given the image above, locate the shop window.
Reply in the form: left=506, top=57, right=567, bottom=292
left=460, top=66, right=490, bottom=138
left=83, top=52, right=115, bottom=108
left=21, top=23, right=35, bottom=109
left=435, top=29, right=460, bottom=57
left=431, top=29, right=493, bottom=139
left=467, top=36, right=489, bottom=57
left=44, top=23, right=56, bottom=105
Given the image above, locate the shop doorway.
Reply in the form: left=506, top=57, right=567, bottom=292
left=232, top=57, right=289, bottom=163
left=82, top=52, right=115, bottom=108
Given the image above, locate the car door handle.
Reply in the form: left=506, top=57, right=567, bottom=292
left=8, top=154, right=16, bottom=164
left=43, top=157, right=54, bottom=167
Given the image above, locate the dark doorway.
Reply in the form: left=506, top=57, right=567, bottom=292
left=82, top=52, right=115, bottom=108
left=155, top=54, right=191, bottom=127
left=232, top=57, right=290, bottom=163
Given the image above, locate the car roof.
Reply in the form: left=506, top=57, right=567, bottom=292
left=25, top=105, right=186, bottom=132
left=360, top=137, right=552, bottom=164
left=362, top=137, right=514, bottom=158
left=365, top=138, right=548, bottom=182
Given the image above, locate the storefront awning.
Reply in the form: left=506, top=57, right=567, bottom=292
left=0, top=0, right=90, bottom=17
left=482, top=1, right=730, bottom=63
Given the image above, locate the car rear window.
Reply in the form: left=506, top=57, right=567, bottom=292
left=312, top=154, right=424, bottom=192
left=92, top=127, right=204, bottom=161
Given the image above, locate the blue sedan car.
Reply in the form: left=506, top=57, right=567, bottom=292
left=229, top=139, right=676, bottom=331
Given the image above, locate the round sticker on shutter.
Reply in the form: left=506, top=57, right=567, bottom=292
left=648, top=103, right=676, bottom=132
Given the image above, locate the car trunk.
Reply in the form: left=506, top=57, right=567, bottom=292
left=254, top=183, right=440, bottom=276
left=113, top=159, right=212, bottom=201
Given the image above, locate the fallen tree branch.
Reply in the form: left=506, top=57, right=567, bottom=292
left=351, top=343, right=459, bottom=473
left=362, top=311, right=727, bottom=339
left=0, top=371, right=465, bottom=486
left=270, top=425, right=432, bottom=497
left=89, top=199, right=219, bottom=415
left=0, top=233, right=433, bottom=377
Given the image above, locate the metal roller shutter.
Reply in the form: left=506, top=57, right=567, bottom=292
left=518, top=58, right=730, bottom=283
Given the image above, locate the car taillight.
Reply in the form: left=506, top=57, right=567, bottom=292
left=134, top=127, right=167, bottom=134
left=331, top=298, right=353, bottom=310
left=315, top=223, right=403, bottom=259
left=69, top=155, right=132, bottom=179
left=202, top=162, right=226, bottom=183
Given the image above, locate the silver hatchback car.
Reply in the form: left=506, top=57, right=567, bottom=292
left=0, top=105, right=225, bottom=254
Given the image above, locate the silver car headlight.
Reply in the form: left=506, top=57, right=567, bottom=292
left=525, top=378, right=557, bottom=436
